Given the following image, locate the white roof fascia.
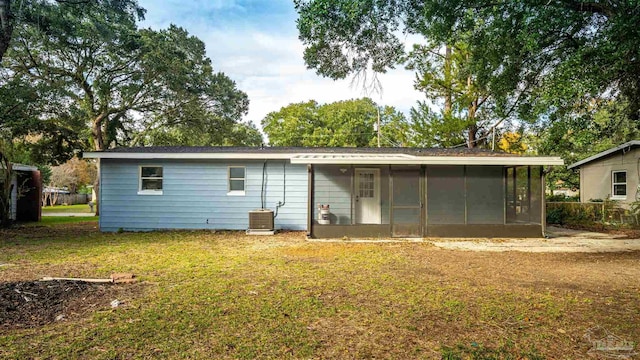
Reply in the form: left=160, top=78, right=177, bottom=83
left=5, top=164, right=38, bottom=171
left=82, top=151, right=564, bottom=166
left=290, top=155, right=564, bottom=166
left=82, top=152, right=294, bottom=160
left=567, top=140, right=640, bottom=169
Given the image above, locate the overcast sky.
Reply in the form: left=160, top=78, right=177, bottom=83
left=137, top=0, right=423, bottom=128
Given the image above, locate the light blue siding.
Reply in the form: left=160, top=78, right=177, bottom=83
left=100, top=159, right=308, bottom=231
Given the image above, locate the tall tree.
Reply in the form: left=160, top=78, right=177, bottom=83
left=0, top=71, right=85, bottom=165
left=261, top=98, right=409, bottom=147
left=536, top=100, right=640, bottom=191
left=295, top=0, right=640, bottom=130
left=0, top=0, right=11, bottom=62
left=6, top=3, right=249, bottom=152
left=1, top=0, right=145, bottom=64
left=407, top=41, right=494, bottom=148
left=4, top=1, right=251, bottom=214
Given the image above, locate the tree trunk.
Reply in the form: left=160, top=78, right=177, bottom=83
left=444, top=45, right=452, bottom=116
left=0, top=151, right=13, bottom=228
left=0, top=0, right=11, bottom=63
left=466, top=69, right=477, bottom=148
left=467, top=98, right=478, bottom=148
left=468, top=123, right=478, bottom=149
left=91, top=114, right=106, bottom=216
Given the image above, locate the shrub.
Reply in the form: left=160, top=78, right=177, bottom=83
left=546, top=200, right=638, bottom=228
left=546, top=194, right=579, bottom=202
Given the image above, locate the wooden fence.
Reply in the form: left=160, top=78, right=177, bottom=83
left=43, top=193, right=90, bottom=206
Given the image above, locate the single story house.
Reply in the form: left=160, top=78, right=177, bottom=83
left=568, top=140, right=640, bottom=204
left=1, top=163, right=42, bottom=223
left=83, top=147, right=563, bottom=238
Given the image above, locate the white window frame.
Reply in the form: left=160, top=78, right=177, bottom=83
left=138, top=165, right=163, bottom=195
left=227, top=166, right=246, bottom=196
left=611, top=170, right=627, bottom=200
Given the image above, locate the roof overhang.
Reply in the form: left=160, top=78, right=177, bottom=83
left=83, top=151, right=564, bottom=166
left=82, top=152, right=293, bottom=160
left=290, top=154, right=564, bottom=166
left=568, top=140, right=640, bottom=169
left=1, top=163, right=38, bottom=171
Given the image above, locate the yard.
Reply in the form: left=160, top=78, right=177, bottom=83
left=1, top=221, right=639, bottom=359
left=41, top=203, right=95, bottom=214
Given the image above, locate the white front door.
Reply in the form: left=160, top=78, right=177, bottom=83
left=355, top=168, right=381, bottom=224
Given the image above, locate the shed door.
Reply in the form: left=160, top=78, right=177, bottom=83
left=392, top=168, right=422, bottom=237
left=355, top=168, right=381, bottom=224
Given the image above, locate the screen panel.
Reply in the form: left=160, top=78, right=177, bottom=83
left=466, top=166, right=505, bottom=224
left=427, top=166, right=465, bottom=224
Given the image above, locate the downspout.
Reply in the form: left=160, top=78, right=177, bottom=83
left=274, top=161, right=286, bottom=218
left=306, top=164, right=313, bottom=238
left=541, top=166, right=546, bottom=237
left=98, top=158, right=102, bottom=230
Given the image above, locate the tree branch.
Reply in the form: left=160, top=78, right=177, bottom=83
left=555, top=0, right=615, bottom=17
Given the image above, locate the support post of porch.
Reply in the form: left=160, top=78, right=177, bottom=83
left=307, top=164, right=313, bottom=237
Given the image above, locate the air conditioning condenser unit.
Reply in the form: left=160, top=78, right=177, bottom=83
left=247, top=209, right=275, bottom=235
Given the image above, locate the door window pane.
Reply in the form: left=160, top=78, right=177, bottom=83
left=359, top=172, right=374, bottom=198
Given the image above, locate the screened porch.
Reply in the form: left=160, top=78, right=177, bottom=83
left=310, top=164, right=545, bottom=238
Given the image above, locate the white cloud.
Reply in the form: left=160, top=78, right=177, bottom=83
left=137, top=0, right=424, bottom=129
left=198, top=29, right=423, bottom=124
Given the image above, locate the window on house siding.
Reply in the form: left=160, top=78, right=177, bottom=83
left=612, top=171, right=627, bottom=199
left=228, top=166, right=245, bottom=195
left=139, top=166, right=163, bottom=194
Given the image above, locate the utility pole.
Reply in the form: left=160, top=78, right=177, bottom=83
left=377, top=106, right=381, bottom=148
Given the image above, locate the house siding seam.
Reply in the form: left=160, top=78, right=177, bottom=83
left=100, top=159, right=308, bottom=231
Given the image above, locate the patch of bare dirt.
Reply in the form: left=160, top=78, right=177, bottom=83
left=0, top=280, right=135, bottom=330
left=552, top=223, right=640, bottom=239
left=0, top=222, right=98, bottom=241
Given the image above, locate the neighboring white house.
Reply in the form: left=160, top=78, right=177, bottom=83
left=568, top=140, right=640, bottom=205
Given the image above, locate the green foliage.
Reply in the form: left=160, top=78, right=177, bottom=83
left=546, top=194, right=579, bottom=203
left=261, top=98, right=409, bottom=147
left=4, top=1, right=251, bottom=152
left=296, top=0, right=640, bottom=146
left=0, top=72, right=85, bottom=165
left=37, top=164, right=51, bottom=185
left=409, top=102, right=469, bottom=148
left=295, top=0, right=404, bottom=80
left=546, top=201, right=621, bottom=226
left=406, top=42, right=494, bottom=148
left=536, top=100, right=640, bottom=189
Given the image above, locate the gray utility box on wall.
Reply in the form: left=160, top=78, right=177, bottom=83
left=247, top=209, right=275, bottom=235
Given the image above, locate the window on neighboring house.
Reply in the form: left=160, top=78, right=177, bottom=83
left=228, top=166, right=245, bottom=195
left=139, top=166, right=163, bottom=195
left=612, top=171, right=627, bottom=199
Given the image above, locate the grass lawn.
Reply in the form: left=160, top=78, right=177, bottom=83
left=34, top=216, right=99, bottom=226
left=1, top=222, right=639, bottom=359
left=41, top=203, right=94, bottom=213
